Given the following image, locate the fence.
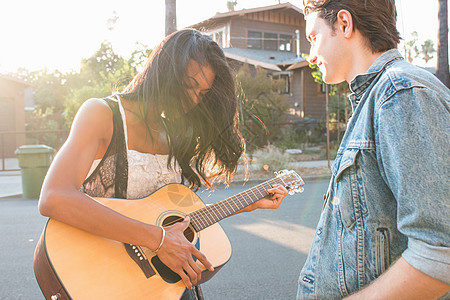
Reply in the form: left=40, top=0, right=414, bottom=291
left=0, top=130, right=69, bottom=171
left=0, top=119, right=348, bottom=172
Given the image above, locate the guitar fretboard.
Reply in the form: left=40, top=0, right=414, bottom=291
left=188, top=177, right=284, bottom=231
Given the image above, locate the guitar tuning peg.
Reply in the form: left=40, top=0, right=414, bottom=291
left=274, top=169, right=289, bottom=176
left=288, top=187, right=304, bottom=195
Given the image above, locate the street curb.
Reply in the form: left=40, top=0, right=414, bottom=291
left=0, top=176, right=332, bottom=199
left=0, top=193, right=23, bottom=200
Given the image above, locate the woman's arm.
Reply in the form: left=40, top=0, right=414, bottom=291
left=39, top=98, right=212, bottom=289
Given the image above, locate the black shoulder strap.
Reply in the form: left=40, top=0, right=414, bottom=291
left=104, top=96, right=128, bottom=199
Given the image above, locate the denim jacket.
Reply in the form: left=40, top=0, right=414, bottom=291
left=297, top=49, right=450, bottom=299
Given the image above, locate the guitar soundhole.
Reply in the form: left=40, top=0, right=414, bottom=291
left=162, top=216, right=195, bottom=243
left=152, top=215, right=199, bottom=284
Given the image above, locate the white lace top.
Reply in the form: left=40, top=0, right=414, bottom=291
left=87, top=99, right=182, bottom=199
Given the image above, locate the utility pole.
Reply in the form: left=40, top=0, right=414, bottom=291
left=325, top=84, right=330, bottom=168
left=165, top=0, right=177, bottom=37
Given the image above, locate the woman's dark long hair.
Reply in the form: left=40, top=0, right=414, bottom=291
left=119, top=29, right=246, bottom=190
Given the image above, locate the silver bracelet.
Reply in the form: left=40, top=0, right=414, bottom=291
left=153, top=226, right=165, bottom=253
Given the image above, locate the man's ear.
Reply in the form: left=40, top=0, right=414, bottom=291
left=337, top=9, right=353, bottom=38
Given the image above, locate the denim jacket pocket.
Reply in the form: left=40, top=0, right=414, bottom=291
left=375, top=227, right=391, bottom=276
left=332, top=148, right=359, bottom=181
left=331, top=148, right=363, bottom=230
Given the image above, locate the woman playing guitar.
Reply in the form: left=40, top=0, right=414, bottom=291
left=38, top=29, right=289, bottom=300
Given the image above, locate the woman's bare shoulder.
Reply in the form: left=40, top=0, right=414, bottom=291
left=78, top=98, right=113, bottom=118
left=69, top=98, right=114, bottom=141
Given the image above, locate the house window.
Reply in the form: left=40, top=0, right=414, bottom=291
left=206, top=27, right=226, bottom=47
left=279, top=34, right=293, bottom=52
left=247, top=31, right=262, bottom=49
left=271, top=73, right=290, bottom=94
left=264, top=32, right=278, bottom=51
left=215, top=32, right=223, bottom=47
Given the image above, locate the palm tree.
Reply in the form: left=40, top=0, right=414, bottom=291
left=436, top=0, right=449, bottom=87
left=420, top=39, right=436, bottom=64
left=227, top=1, right=238, bottom=12
left=165, top=0, right=177, bottom=37
left=405, top=31, right=419, bottom=63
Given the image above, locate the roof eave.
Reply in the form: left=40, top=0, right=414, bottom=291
left=0, top=74, right=32, bottom=86
left=286, top=60, right=310, bottom=70
left=189, top=2, right=304, bottom=29
left=224, top=52, right=282, bottom=71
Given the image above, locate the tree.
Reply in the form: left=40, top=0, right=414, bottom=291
left=405, top=31, right=419, bottom=63
left=63, top=43, right=145, bottom=127
left=165, top=0, right=177, bottom=36
left=106, top=10, right=119, bottom=32
left=436, top=0, right=449, bottom=87
left=226, top=1, right=238, bottom=12
left=128, top=42, right=153, bottom=72
left=10, top=42, right=150, bottom=130
left=419, top=39, right=436, bottom=64
left=12, top=68, right=69, bottom=113
left=236, top=64, right=289, bottom=148
left=303, top=54, right=351, bottom=155
left=404, top=32, right=436, bottom=65
left=63, top=85, right=112, bottom=128
left=80, top=41, right=121, bottom=79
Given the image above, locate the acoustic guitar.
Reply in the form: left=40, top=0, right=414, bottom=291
left=34, top=170, right=304, bottom=300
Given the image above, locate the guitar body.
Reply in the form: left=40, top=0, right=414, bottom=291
left=34, top=184, right=232, bottom=300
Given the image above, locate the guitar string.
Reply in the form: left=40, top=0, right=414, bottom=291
left=139, top=174, right=299, bottom=253
left=156, top=181, right=276, bottom=230
left=190, top=180, right=275, bottom=219
left=187, top=178, right=284, bottom=230
left=154, top=176, right=295, bottom=230
left=166, top=179, right=283, bottom=230
left=162, top=180, right=281, bottom=230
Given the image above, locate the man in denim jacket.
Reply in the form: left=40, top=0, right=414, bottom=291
left=297, top=0, right=449, bottom=299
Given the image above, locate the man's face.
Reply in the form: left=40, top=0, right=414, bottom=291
left=305, top=12, right=347, bottom=84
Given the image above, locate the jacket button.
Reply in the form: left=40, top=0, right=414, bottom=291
left=302, top=275, right=314, bottom=284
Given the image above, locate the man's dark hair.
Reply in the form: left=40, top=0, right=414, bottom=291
left=303, top=0, right=401, bottom=53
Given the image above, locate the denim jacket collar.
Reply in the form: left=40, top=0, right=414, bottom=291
left=349, top=49, right=404, bottom=108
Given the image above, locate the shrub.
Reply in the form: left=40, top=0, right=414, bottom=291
left=252, top=144, right=291, bottom=172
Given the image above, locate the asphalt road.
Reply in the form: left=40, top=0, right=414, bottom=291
left=0, top=179, right=328, bottom=300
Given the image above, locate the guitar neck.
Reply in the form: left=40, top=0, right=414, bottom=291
left=188, top=177, right=284, bottom=231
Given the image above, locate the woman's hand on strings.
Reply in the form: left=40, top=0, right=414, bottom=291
left=155, top=216, right=213, bottom=289
left=239, top=184, right=289, bottom=213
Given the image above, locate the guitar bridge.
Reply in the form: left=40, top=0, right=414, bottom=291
left=150, top=237, right=200, bottom=283
left=124, top=243, right=156, bottom=278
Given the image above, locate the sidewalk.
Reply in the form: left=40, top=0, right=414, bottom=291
left=0, top=158, right=21, bottom=198
left=0, top=158, right=332, bottom=199
left=0, top=171, right=22, bottom=198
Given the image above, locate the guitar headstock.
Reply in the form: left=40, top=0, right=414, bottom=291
left=275, top=170, right=305, bottom=195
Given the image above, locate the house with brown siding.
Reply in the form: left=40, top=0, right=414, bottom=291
left=0, top=74, right=31, bottom=157
left=189, top=2, right=326, bottom=121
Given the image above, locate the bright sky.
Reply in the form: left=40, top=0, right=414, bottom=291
left=0, top=0, right=446, bottom=73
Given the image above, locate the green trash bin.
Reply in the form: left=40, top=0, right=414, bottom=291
left=15, top=145, right=56, bottom=199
